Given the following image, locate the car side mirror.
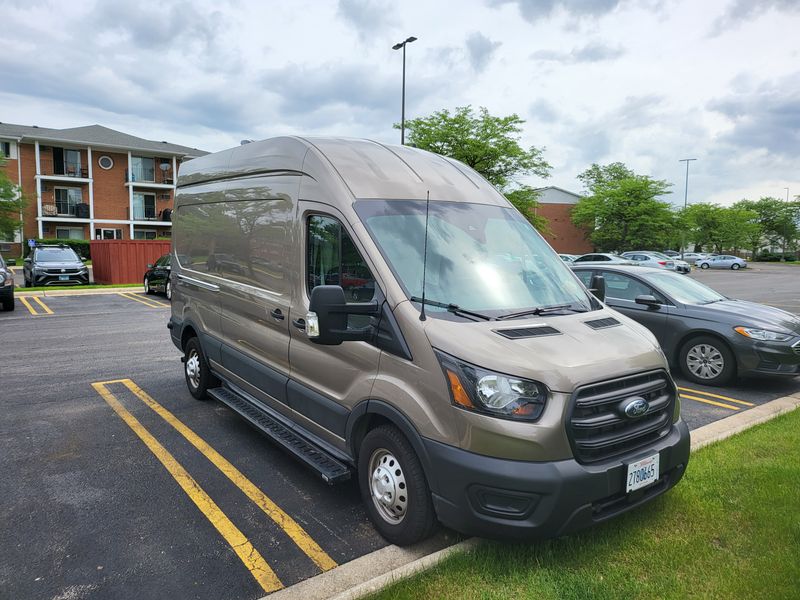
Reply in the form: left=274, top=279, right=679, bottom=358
left=147, top=264, right=153, bottom=269
left=307, top=285, right=379, bottom=345
left=589, top=274, right=605, bottom=303
left=635, top=294, right=661, bottom=308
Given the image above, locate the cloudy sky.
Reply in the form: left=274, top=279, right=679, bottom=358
left=1, top=0, right=798, bottom=205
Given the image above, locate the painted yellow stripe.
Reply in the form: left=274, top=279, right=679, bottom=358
left=680, top=393, right=740, bottom=411
left=677, top=386, right=754, bottom=407
left=32, top=296, right=54, bottom=315
left=91, top=382, right=283, bottom=594
left=118, top=378, right=337, bottom=572
left=19, top=296, right=39, bottom=315
left=118, top=292, right=164, bottom=308
left=141, top=295, right=170, bottom=308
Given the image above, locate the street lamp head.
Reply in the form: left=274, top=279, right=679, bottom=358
left=406, top=36, right=418, bottom=43
left=392, top=42, right=403, bottom=50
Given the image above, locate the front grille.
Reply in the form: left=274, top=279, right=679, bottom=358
left=584, top=317, right=621, bottom=330
left=793, top=340, right=800, bottom=356
left=567, top=370, right=675, bottom=464
left=44, top=268, right=80, bottom=275
left=493, top=326, right=560, bottom=339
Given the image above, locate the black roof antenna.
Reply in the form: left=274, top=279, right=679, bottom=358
left=419, top=191, right=431, bottom=321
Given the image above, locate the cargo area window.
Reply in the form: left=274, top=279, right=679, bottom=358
left=307, top=215, right=375, bottom=303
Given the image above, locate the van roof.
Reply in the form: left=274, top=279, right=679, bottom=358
left=176, top=136, right=508, bottom=205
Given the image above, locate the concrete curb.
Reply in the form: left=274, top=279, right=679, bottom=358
left=15, top=287, right=145, bottom=297
left=267, top=392, right=800, bottom=600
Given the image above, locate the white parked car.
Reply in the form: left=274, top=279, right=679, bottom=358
left=681, top=252, right=709, bottom=265
left=696, top=255, right=748, bottom=270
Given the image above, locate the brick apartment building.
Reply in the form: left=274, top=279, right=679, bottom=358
left=534, top=186, right=593, bottom=254
left=0, top=122, right=207, bottom=256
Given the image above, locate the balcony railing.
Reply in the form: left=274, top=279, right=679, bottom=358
left=41, top=202, right=90, bottom=218
left=39, top=158, right=88, bottom=178
left=126, top=166, right=175, bottom=185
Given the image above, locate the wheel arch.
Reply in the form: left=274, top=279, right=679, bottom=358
left=675, top=330, right=739, bottom=376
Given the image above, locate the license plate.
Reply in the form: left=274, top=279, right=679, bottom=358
left=59, top=275, right=70, bottom=281
left=626, top=453, right=660, bottom=493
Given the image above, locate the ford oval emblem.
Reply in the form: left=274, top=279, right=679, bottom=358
left=624, top=397, right=649, bottom=418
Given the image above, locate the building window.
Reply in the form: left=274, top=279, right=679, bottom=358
left=56, top=227, right=85, bottom=240
left=0, top=141, right=11, bottom=158
left=95, top=228, right=123, bottom=240
left=133, top=193, right=156, bottom=220
left=131, top=156, right=155, bottom=182
left=98, top=155, right=114, bottom=170
left=54, top=188, right=83, bottom=216
left=133, top=230, right=157, bottom=240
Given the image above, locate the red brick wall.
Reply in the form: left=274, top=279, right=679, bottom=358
left=92, top=150, right=133, bottom=224
left=537, top=203, right=593, bottom=254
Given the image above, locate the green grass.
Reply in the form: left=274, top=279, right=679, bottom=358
left=17, top=283, right=141, bottom=292
left=372, top=409, right=800, bottom=600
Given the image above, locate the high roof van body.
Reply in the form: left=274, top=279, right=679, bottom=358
left=170, top=137, right=690, bottom=544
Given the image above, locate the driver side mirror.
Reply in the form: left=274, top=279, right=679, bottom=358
left=307, top=285, right=379, bottom=345
left=635, top=294, right=661, bottom=308
left=589, top=274, right=606, bottom=303
left=147, top=264, right=153, bottom=269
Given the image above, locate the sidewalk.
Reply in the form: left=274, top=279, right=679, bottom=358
left=15, top=286, right=144, bottom=297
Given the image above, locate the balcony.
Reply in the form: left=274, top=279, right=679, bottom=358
left=125, top=165, right=175, bottom=186
left=39, top=158, right=89, bottom=179
left=41, top=202, right=90, bottom=218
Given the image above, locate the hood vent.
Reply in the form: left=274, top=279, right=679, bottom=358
left=585, top=317, right=621, bottom=330
left=494, top=325, right=561, bottom=339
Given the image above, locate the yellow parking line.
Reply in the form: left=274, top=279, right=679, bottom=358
left=19, top=296, right=39, bottom=315
left=118, top=378, right=337, bottom=573
left=118, top=292, right=165, bottom=309
left=677, top=386, right=755, bottom=407
left=91, top=382, right=283, bottom=594
left=32, top=296, right=54, bottom=315
left=680, top=393, right=740, bottom=411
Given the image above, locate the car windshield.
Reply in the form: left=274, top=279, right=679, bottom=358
left=35, top=248, right=80, bottom=262
left=643, top=271, right=726, bottom=305
left=354, top=200, right=593, bottom=317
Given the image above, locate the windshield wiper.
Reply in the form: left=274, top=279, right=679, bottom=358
left=497, top=304, right=587, bottom=321
left=410, top=296, right=494, bottom=321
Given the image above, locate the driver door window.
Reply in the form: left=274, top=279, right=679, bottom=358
left=602, top=272, right=662, bottom=303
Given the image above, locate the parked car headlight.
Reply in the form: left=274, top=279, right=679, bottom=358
left=436, top=351, right=547, bottom=421
left=734, top=326, right=792, bottom=342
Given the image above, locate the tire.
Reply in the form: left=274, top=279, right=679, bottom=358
left=731, top=263, right=740, bottom=270
left=2, top=297, right=13, bottom=311
left=183, top=337, right=218, bottom=400
left=165, top=280, right=172, bottom=301
left=24, top=276, right=30, bottom=288
left=700, top=263, right=709, bottom=269
left=358, top=425, right=436, bottom=546
left=144, top=277, right=153, bottom=294
left=679, top=335, right=736, bottom=386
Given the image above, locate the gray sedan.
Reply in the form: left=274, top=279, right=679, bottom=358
left=696, top=255, right=747, bottom=270
left=573, top=264, right=800, bottom=386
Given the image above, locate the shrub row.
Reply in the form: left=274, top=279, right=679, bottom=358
left=757, top=252, right=798, bottom=262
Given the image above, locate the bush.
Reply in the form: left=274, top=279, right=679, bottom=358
left=757, top=252, right=798, bottom=262
left=24, top=238, right=91, bottom=259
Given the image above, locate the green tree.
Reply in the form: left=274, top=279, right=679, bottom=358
left=571, top=174, right=673, bottom=252
left=576, top=162, right=635, bottom=194
left=400, top=106, right=551, bottom=231
left=0, top=152, right=24, bottom=242
left=735, top=197, right=800, bottom=258
left=680, top=203, right=725, bottom=251
left=716, top=206, right=760, bottom=253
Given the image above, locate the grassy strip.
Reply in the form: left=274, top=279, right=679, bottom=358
left=372, top=409, right=800, bottom=600
left=17, top=283, right=141, bottom=292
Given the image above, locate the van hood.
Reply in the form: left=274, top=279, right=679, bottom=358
left=421, top=307, right=667, bottom=393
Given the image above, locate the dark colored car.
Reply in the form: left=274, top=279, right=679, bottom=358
left=23, top=245, right=89, bottom=287
left=144, top=254, right=172, bottom=300
left=0, top=254, right=14, bottom=311
left=573, top=264, right=800, bottom=386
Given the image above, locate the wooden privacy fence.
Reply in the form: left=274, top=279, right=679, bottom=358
left=91, top=240, right=171, bottom=285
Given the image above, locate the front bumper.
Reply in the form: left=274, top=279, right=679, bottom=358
left=32, top=272, right=89, bottom=286
left=424, top=419, right=690, bottom=540
left=735, top=337, right=800, bottom=377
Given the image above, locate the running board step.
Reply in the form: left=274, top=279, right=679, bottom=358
left=208, top=387, right=351, bottom=484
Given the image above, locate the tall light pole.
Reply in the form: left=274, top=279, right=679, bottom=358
left=783, top=187, right=791, bottom=261
left=392, top=36, right=417, bottom=145
left=679, top=158, right=697, bottom=260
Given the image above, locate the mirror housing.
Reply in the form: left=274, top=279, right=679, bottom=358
left=635, top=294, right=661, bottom=308
left=147, top=264, right=153, bottom=269
left=307, top=285, right=379, bottom=345
left=589, top=274, right=606, bottom=303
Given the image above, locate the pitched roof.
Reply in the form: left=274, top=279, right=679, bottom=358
left=0, top=122, right=208, bottom=158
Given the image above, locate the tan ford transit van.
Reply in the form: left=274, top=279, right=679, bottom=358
left=169, top=137, right=690, bottom=545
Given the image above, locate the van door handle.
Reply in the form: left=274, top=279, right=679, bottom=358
left=270, top=308, right=285, bottom=321
left=292, top=318, right=306, bottom=331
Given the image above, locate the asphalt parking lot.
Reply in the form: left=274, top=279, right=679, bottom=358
left=1, top=264, right=798, bottom=599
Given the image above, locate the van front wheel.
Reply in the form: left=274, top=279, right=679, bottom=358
left=358, top=425, right=436, bottom=546
left=183, top=337, right=218, bottom=400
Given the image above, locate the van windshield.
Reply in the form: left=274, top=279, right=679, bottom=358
left=354, top=200, right=593, bottom=318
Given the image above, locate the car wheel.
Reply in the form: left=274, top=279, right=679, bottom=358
left=165, top=280, right=172, bottom=301
left=731, top=263, right=740, bottom=270
left=144, top=277, right=153, bottom=294
left=679, top=335, right=735, bottom=386
left=183, top=337, right=218, bottom=400
left=700, top=263, right=709, bottom=269
left=2, top=297, right=13, bottom=311
left=358, top=425, right=437, bottom=546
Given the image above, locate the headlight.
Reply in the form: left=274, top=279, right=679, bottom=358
left=734, top=326, right=792, bottom=342
left=436, top=351, right=548, bottom=421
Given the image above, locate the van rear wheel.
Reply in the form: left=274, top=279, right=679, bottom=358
left=358, top=425, right=436, bottom=546
left=184, top=337, right=218, bottom=400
